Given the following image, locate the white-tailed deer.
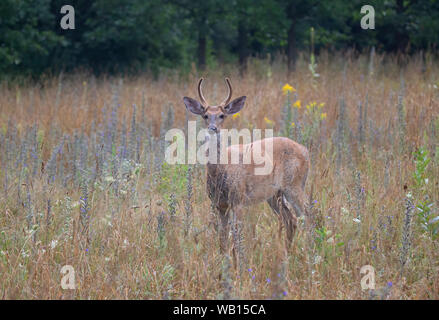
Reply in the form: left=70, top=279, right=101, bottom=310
left=183, top=78, right=309, bottom=253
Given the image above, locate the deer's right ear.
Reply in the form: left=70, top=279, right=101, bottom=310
left=183, top=97, right=205, bottom=115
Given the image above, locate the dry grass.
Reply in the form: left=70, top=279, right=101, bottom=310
left=0, top=52, right=438, bottom=299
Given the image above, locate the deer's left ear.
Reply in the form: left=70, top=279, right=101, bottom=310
left=224, top=96, right=246, bottom=115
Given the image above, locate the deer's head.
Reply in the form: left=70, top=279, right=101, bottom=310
left=183, top=78, right=246, bottom=134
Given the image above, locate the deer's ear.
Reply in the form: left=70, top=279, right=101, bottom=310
left=183, top=97, right=205, bottom=115
left=224, top=96, right=246, bottom=115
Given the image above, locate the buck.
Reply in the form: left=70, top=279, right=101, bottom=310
left=183, top=78, right=310, bottom=253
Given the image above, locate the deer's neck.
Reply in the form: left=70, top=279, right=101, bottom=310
left=205, top=132, right=222, bottom=169
left=205, top=133, right=228, bottom=202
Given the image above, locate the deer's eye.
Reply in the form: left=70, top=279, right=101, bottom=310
left=219, top=114, right=224, bottom=119
left=203, top=115, right=208, bottom=120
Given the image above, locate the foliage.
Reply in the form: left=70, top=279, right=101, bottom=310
left=0, top=0, right=62, bottom=75
left=413, top=147, right=438, bottom=240
left=1, top=0, right=438, bottom=77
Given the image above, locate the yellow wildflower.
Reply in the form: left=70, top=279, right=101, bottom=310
left=321, top=113, right=327, bottom=120
left=318, top=102, right=325, bottom=109
left=264, top=117, right=274, bottom=126
left=232, top=112, right=240, bottom=119
left=282, top=83, right=296, bottom=95
left=306, top=102, right=316, bottom=111
left=293, top=100, right=301, bottom=109
left=290, top=122, right=296, bottom=128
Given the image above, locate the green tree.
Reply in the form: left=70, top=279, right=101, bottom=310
left=234, top=0, right=286, bottom=74
left=82, top=0, right=183, bottom=73
left=170, top=0, right=228, bottom=70
left=0, top=0, right=61, bottom=76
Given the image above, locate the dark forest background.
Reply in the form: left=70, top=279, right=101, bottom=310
left=1, top=0, right=438, bottom=77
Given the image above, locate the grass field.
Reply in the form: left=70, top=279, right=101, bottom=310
left=0, top=52, right=438, bottom=299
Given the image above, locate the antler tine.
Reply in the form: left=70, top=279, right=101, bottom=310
left=221, top=77, right=232, bottom=106
left=197, top=78, right=208, bottom=107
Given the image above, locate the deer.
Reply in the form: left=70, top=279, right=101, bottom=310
left=183, top=78, right=310, bottom=254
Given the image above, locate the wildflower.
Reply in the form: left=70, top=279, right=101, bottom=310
left=321, top=113, right=327, bottom=120
left=282, top=83, right=295, bottom=95
left=290, top=122, right=295, bottom=128
left=266, top=278, right=271, bottom=283
left=283, top=291, right=288, bottom=296
left=264, top=117, right=274, bottom=126
left=306, top=102, right=316, bottom=112
left=232, top=112, right=241, bottom=119
left=318, top=102, right=325, bottom=109
left=314, top=255, right=322, bottom=264
left=104, top=176, right=115, bottom=183
left=387, top=281, right=393, bottom=287
left=50, top=240, right=58, bottom=249
left=248, top=268, right=253, bottom=273
left=293, top=100, right=301, bottom=108
left=353, top=218, right=361, bottom=223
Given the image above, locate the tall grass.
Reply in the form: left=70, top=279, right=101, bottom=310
left=0, top=52, right=438, bottom=299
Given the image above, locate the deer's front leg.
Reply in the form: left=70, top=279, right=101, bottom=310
left=218, top=207, right=230, bottom=254
left=231, top=206, right=247, bottom=274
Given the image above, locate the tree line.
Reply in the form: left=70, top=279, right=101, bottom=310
left=1, top=0, right=438, bottom=77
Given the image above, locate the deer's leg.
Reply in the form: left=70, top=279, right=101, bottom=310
left=231, top=206, right=246, bottom=274
left=268, top=191, right=296, bottom=248
left=280, top=198, right=297, bottom=247
left=267, top=194, right=284, bottom=240
left=283, top=188, right=306, bottom=218
left=218, top=207, right=230, bottom=254
left=272, top=192, right=296, bottom=248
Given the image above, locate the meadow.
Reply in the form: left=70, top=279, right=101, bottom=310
left=0, top=52, right=438, bottom=299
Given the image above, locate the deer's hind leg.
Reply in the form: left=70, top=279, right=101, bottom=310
left=283, top=187, right=307, bottom=218
left=281, top=198, right=297, bottom=247
left=267, top=192, right=284, bottom=240
left=268, top=192, right=296, bottom=248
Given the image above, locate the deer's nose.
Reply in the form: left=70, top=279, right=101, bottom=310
left=208, top=126, right=218, bottom=133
